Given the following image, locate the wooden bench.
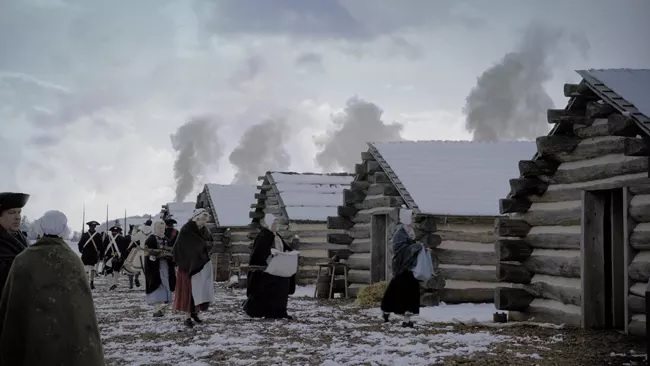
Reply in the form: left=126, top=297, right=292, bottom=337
left=314, top=262, right=349, bottom=299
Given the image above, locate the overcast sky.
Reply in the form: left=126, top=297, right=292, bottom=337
left=1, top=0, right=649, bottom=231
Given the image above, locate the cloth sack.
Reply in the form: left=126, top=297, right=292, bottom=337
left=123, top=247, right=144, bottom=274
left=265, top=250, right=299, bottom=278
left=412, top=244, right=434, bottom=281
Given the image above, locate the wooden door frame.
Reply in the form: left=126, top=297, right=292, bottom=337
left=370, top=214, right=388, bottom=283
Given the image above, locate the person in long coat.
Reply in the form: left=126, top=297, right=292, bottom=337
left=172, top=209, right=214, bottom=328
left=0, top=192, right=29, bottom=292
left=243, top=214, right=296, bottom=319
left=144, top=220, right=176, bottom=318
left=381, top=209, right=422, bottom=328
left=0, top=210, right=105, bottom=365
left=77, top=220, right=104, bottom=290
left=103, top=226, right=129, bottom=290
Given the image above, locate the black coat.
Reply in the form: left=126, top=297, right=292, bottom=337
left=243, top=228, right=296, bottom=318
left=143, top=235, right=176, bottom=294
left=164, top=227, right=179, bottom=245
left=0, top=229, right=28, bottom=292
left=102, top=233, right=129, bottom=270
left=77, top=231, right=104, bottom=266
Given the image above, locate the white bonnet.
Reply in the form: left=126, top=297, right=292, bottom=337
left=399, top=208, right=413, bottom=225
left=39, top=210, right=69, bottom=237
left=263, top=213, right=277, bottom=228
left=191, top=208, right=209, bottom=221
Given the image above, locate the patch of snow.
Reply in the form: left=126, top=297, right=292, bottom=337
left=559, top=154, right=643, bottom=170
left=371, top=140, right=537, bottom=216
left=291, top=285, right=316, bottom=298
left=269, top=172, right=353, bottom=221
left=530, top=274, right=581, bottom=289
left=529, top=200, right=581, bottom=211
left=365, top=302, right=496, bottom=323
left=585, top=69, right=650, bottom=120
left=528, top=225, right=581, bottom=235
left=205, top=184, right=257, bottom=227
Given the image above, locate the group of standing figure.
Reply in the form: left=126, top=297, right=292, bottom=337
left=77, top=208, right=216, bottom=327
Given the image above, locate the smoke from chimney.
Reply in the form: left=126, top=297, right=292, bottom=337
left=463, top=23, right=590, bottom=141
left=229, top=117, right=291, bottom=184
left=170, top=116, right=223, bottom=202
left=315, top=96, right=403, bottom=171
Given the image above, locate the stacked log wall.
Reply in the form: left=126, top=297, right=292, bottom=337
left=434, top=216, right=514, bottom=303
left=625, top=183, right=650, bottom=336
left=494, top=96, right=648, bottom=328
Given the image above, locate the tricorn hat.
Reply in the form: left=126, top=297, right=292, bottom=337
left=86, top=221, right=100, bottom=226
left=144, top=219, right=153, bottom=226
left=0, top=192, right=30, bottom=213
left=109, top=226, right=122, bottom=233
left=165, top=218, right=177, bottom=226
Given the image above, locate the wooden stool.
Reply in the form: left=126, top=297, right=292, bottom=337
left=314, top=263, right=349, bottom=299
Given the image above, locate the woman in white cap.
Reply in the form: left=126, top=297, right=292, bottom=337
left=380, top=208, right=422, bottom=328
left=144, top=220, right=176, bottom=318
left=0, top=210, right=104, bottom=365
left=243, top=213, right=296, bottom=319
left=0, top=192, right=30, bottom=292
left=172, top=208, right=214, bottom=328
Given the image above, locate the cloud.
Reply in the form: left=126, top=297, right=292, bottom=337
left=295, top=52, right=325, bottom=73
left=315, top=96, right=403, bottom=171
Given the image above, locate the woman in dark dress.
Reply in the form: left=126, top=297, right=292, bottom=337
left=243, top=214, right=296, bottom=319
left=144, top=220, right=176, bottom=317
left=381, top=209, right=422, bottom=328
left=0, top=192, right=29, bottom=293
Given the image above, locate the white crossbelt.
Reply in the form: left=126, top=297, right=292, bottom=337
left=83, top=231, right=99, bottom=252
left=105, top=234, right=122, bottom=257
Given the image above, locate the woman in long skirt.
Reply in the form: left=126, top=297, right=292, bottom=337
left=144, top=220, right=176, bottom=317
left=172, top=209, right=215, bottom=328
left=381, top=208, right=422, bottom=328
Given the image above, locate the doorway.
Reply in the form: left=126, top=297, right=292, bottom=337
left=581, top=188, right=626, bottom=330
left=371, top=214, right=389, bottom=283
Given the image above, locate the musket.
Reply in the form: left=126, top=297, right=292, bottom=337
left=124, top=209, right=127, bottom=235
left=82, top=203, right=86, bottom=236
left=105, top=205, right=109, bottom=240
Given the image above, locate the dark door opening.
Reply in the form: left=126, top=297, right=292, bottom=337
left=370, top=214, right=388, bottom=283
left=582, top=189, right=626, bottom=330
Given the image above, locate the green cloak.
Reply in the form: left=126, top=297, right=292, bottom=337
left=0, top=236, right=105, bottom=365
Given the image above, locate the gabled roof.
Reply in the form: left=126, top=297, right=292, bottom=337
left=162, top=201, right=196, bottom=225
left=204, top=184, right=257, bottom=227
left=265, top=172, right=353, bottom=221
left=369, top=140, right=537, bottom=216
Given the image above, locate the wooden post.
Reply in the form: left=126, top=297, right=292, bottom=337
left=646, top=279, right=650, bottom=354
left=623, top=187, right=635, bottom=334
left=370, top=214, right=388, bottom=283
left=610, top=189, right=626, bottom=330
left=581, top=190, right=607, bottom=328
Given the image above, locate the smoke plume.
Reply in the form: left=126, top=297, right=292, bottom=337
left=463, top=23, right=590, bottom=141
left=170, top=116, right=223, bottom=202
left=229, top=118, right=291, bottom=184
left=315, top=96, right=403, bottom=171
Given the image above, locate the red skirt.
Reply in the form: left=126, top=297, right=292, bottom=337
left=173, top=269, right=209, bottom=313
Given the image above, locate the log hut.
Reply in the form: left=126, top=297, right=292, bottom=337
left=327, top=140, right=537, bottom=304
left=249, top=171, right=354, bottom=284
left=159, top=201, right=196, bottom=226
left=195, top=184, right=258, bottom=281
left=493, top=68, right=650, bottom=336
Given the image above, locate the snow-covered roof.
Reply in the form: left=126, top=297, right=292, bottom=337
left=577, top=69, right=650, bottom=126
left=369, top=140, right=538, bottom=216
left=205, top=184, right=257, bottom=227
left=164, top=201, right=196, bottom=225
left=268, top=172, right=353, bottom=221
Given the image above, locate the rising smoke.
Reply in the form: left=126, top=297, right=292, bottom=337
left=229, top=118, right=291, bottom=184
left=315, top=96, right=403, bottom=171
left=170, top=116, right=223, bottom=202
left=463, top=23, right=590, bottom=141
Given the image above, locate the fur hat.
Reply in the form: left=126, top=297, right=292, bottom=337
left=0, top=192, right=29, bottom=214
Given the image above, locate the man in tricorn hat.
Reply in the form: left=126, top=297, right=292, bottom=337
left=0, top=192, right=29, bottom=291
left=77, top=220, right=105, bottom=290
left=103, top=225, right=129, bottom=290
left=164, top=218, right=179, bottom=245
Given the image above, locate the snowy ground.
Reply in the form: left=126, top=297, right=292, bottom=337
left=93, top=275, right=646, bottom=366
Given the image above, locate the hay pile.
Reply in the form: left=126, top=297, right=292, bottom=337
left=355, top=281, right=388, bottom=307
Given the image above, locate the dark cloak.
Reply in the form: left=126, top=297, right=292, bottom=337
left=243, top=227, right=296, bottom=319
left=164, top=227, right=179, bottom=245
left=391, top=224, right=422, bottom=277
left=77, top=230, right=104, bottom=266
left=381, top=224, right=422, bottom=315
left=0, top=228, right=28, bottom=292
left=144, top=235, right=176, bottom=294
left=0, top=236, right=104, bottom=365
left=172, top=220, right=211, bottom=277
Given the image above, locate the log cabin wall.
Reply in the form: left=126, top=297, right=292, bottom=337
left=328, top=150, right=406, bottom=297
left=495, top=79, right=650, bottom=330
left=434, top=215, right=504, bottom=303
left=625, top=183, right=650, bottom=336
left=249, top=172, right=354, bottom=285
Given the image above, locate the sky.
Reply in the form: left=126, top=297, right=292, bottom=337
left=1, top=0, right=649, bottom=232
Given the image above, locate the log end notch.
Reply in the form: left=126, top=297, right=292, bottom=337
left=494, top=218, right=532, bottom=238
left=494, top=287, right=535, bottom=311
